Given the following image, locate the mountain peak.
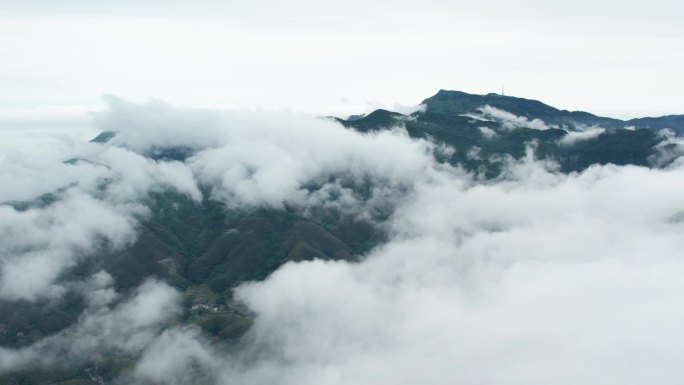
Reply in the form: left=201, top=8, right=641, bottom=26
left=421, top=89, right=625, bottom=129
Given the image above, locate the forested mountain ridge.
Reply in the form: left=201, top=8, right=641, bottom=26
left=337, top=90, right=682, bottom=175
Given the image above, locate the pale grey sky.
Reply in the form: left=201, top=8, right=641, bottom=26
left=1, top=0, right=683, bottom=120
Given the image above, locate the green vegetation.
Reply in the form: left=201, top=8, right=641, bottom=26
left=421, top=89, right=625, bottom=129
left=0, top=354, right=135, bottom=385
left=98, top=193, right=380, bottom=295
left=185, top=285, right=219, bottom=305
left=195, top=313, right=252, bottom=340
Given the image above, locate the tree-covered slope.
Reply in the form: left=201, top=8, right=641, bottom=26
left=340, top=90, right=675, bottom=174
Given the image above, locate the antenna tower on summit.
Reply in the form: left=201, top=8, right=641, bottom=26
left=501, top=86, right=505, bottom=96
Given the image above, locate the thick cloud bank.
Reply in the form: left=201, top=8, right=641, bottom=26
left=221, top=160, right=684, bottom=385
left=2, top=97, right=684, bottom=384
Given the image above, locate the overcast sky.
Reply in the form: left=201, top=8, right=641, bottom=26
left=1, top=0, right=683, bottom=121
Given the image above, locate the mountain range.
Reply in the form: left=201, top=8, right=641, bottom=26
left=2, top=90, right=683, bottom=384
left=336, top=90, right=683, bottom=176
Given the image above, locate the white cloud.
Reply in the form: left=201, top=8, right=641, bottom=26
left=135, top=327, right=220, bottom=385
left=649, top=128, right=684, bottom=167
left=0, top=279, right=181, bottom=372
left=0, top=143, right=203, bottom=302
left=466, top=146, right=482, bottom=160
left=93, top=96, right=440, bottom=210
left=0, top=191, right=141, bottom=301
left=478, top=125, right=498, bottom=139
left=559, top=125, right=606, bottom=145
left=461, top=113, right=495, bottom=122
left=216, top=159, right=684, bottom=385
left=79, top=270, right=119, bottom=307
left=477, top=105, right=552, bottom=130
left=93, top=95, right=229, bottom=153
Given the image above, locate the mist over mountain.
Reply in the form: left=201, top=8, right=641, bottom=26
left=339, top=90, right=684, bottom=175
left=2, top=90, right=684, bottom=385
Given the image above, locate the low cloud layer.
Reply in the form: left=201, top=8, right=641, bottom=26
left=2, top=97, right=684, bottom=384
left=477, top=105, right=552, bottom=130
left=0, top=279, right=180, bottom=372
left=559, top=125, right=606, bottom=145
left=0, top=145, right=201, bottom=301
left=650, top=128, right=684, bottom=167
left=0, top=192, right=139, bottom=301
left=200, top=157, right=684, bottom=385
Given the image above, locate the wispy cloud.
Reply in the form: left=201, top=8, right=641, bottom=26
left=559, top=125, right=606, bottom=145
left=477, top=105, right=553, bottom=130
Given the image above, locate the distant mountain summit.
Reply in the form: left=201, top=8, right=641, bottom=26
left=627, top=114, right=684, bottom=132
left=340, top=89, right=684, bottom=175
left=420, top=89, right=625, bottom=129
left=421, top=89, right=684, bottom=132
